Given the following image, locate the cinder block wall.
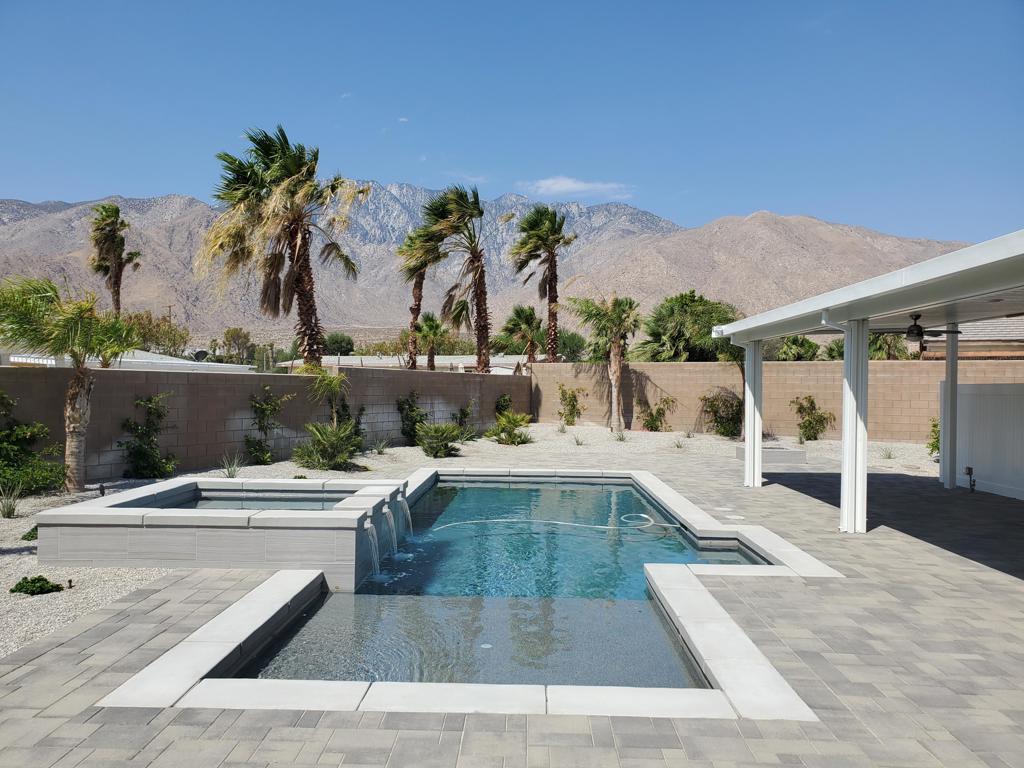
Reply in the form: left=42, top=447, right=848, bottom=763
left=530, top=361, right=1024, bottom=442
left=0, top=367, right=531, bottom=481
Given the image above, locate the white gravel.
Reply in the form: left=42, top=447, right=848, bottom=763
left=0, top=423, right=935, bottom=659
left=0, top=484, right=172, bottom=659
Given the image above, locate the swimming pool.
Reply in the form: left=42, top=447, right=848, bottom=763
left=240, top=481, right=761, bottom=688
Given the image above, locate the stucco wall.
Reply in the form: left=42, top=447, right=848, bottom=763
left=0, top=367, right=531, bottom=481
left=530, top=361, right=1024, bottom=442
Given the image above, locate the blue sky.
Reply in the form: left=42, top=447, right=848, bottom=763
left=1, top=0, right=1021, bottom=242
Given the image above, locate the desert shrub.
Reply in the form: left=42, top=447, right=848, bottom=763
left=450, top=400, right=479, bottom=442
left=396, top=392, right=428, bottom=445
left=119, top=393, right=178, bottom=479
left=293, top=421, right=363, bottom=470
left=0, top=390, right=66, bottom=495
left=246, top=386, right=294, bottom=465
left=21, top=525, right=37, bottom=542
left=10, top=575, right=63, bottom=596
left=790, top=395, right=836, bottom=441
left=495, top=393, right=513, bottom=416
left=639, top=395, right=678, bottom=432
left=557, top=384, right=587, bottom=426
left=0, top=480, right=21, bottom=519
left=221, top=451, right=244, bottom=478
left=699, top=387, right=743, bottom=438
left=927, top=418, right=940, bottom=456
left=486, top=411, right=533, bottom=445
left=416, top=422, right=462, bottom=458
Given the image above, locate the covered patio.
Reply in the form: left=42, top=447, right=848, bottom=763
left=714, top=228, right=1024, bottom=533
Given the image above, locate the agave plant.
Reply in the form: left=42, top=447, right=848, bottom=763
left=198, top=126, right=367, bottom=366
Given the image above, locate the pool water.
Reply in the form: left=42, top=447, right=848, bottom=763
left=126, top=491, right=350, bottom=510
left=241, top=482, right=757, bottom=688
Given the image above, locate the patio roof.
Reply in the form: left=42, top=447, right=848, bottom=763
left=713, top=228, right=1024, bottom=344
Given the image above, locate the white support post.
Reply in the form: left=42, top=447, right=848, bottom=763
left=840, top=319, right=870, bottom=533
left=940, top=323, right=959, bottom=489
left=743, top=341, right=763, bottom=488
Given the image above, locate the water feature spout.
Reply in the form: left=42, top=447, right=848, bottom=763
left=397, top=497, right=413, bottom=538
left=382, top=505, right=398, bottom=554
left=364, top=522, right=381, bottom=576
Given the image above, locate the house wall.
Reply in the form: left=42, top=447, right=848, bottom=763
left=952, top=383, right=1024, bottom=500
left=530, top=361, right=1024, bottom=442
left=0, top=367, right=531, bottom=481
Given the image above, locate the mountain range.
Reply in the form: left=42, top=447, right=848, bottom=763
left=0, top=184, right=966, bottom=345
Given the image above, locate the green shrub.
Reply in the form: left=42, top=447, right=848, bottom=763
left=10, top=575, right=63, bottom=596
left=416, top=422, right=462, bottom=458
left=557, top=384, right=587, bottom=426
left=699, top=387, right=743, bottom=438
left=486, top=411, right=533, bottom=445
left=790, top=395, right=836, bottom=441
left=495, top=393, right=513, bottom=416
left=397, top=392, right=428, bottom=445
left=0, top=480, right=21, bottom=519
left=0, top=390, right=66, bottom=495
left=119, top=393, right=178, bottom=479
left=246, top=386, right=294, bottom=465
left=639, top=395, right=678, bottom=432
left=21, top=525, right=37, bottom=542
left=324, top=332, right=355, bottom=356
left=927, top=418, right=940, bottom=456
left=221, top=451, right=244, bottom=478
left=450, top=400, right=479, bottom=442
left=293, top=421, right=363, bottom=470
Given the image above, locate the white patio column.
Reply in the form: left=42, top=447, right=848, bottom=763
left=940, top=323, right=959, bottom=489
left=839, top=319, right=869, bottom=533
left=743, top=340, right=763, bottom=488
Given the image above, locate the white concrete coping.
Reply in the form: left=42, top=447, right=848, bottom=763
left=359, top=682, right=546, bottom=714
left=248, top=508, right=365, bottom=529
left=99, top=570, right=325, bottom=709
left=351, top=484, right=401, bottom=501
left=404, top=468, right=439, bottom=505
left=35, top=507, right=149, bottom=526
left=333, top=497, right=384, bottom=514
left=177, top=679, right=369, bottom=711
left=546, top=686, right=736, bottom=719
left=141, top=509, right=254, bottom=527
left=241, top=478, right=326, bottom=491
left=324, top=478, right=407, bottom=492
left=645, top=563, right=818, bottom=722
left=462, top=468, right=511, bottom=478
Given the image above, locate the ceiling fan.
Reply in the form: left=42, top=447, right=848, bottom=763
left=874, top=313, right=962, bottom=343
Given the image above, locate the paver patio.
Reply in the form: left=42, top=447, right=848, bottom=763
left=1, top=447, right=1022, bottom=767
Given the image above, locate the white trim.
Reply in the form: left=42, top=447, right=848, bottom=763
left=941, top=325, right=959, bottom=488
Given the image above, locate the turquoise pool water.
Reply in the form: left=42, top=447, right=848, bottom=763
left=241, top=481, right=756, bottom=687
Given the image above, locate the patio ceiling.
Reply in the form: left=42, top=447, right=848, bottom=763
left=714, top=229, right=1024, bottom=344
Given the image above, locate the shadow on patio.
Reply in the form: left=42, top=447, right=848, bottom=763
left=763, top=470, right=1024, bottom=580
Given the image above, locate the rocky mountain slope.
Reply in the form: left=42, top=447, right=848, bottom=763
left=0, top=183, right=965, bottom=344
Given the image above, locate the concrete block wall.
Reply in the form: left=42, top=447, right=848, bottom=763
left=530, top=361, right=1024, bottom=442
left=0, top=366, right=531, bottom=481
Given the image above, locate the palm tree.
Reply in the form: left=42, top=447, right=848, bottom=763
left=197, top=126, right=366, bottom=367
left=0, top=278, right=137, bottom=491
left=89, top=203, right=141, bottom=316
left=397, top=229, right=444, bottom=369
left=405, top=186, right=493, bottom=372
left=493, top=305, right=543, bottom=363
left=415, top=312, right=448, bottom=371
left=510, top=205, right=576, bottom=362
left=567, top=295, right=642, bottom=431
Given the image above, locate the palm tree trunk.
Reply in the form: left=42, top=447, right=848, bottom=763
left=472, top=254, right=490, bottom=373
left=64, top=367, right=94, bottom=492
left=427, top=344, right=436, bottom=371
left=294, top=255, right=325, bottom=366
left=407, top=272, right=423, bottom=369
left=526, top=339, right=536, bottom=364
left=110, top=263, right=123, bottom=316
left=546, top=259, right=558, bottom=362
left=608, top=341, right=623, bottom=431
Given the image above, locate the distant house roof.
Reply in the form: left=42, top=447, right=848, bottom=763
left=2, top=348, right=255, bottom=374
left=282, top=354, right=531, bottom=374
left=957, top=317, right=1024, bottom=341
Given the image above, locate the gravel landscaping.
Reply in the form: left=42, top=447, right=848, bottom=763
left=0, top=423, right=936, bottom=658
